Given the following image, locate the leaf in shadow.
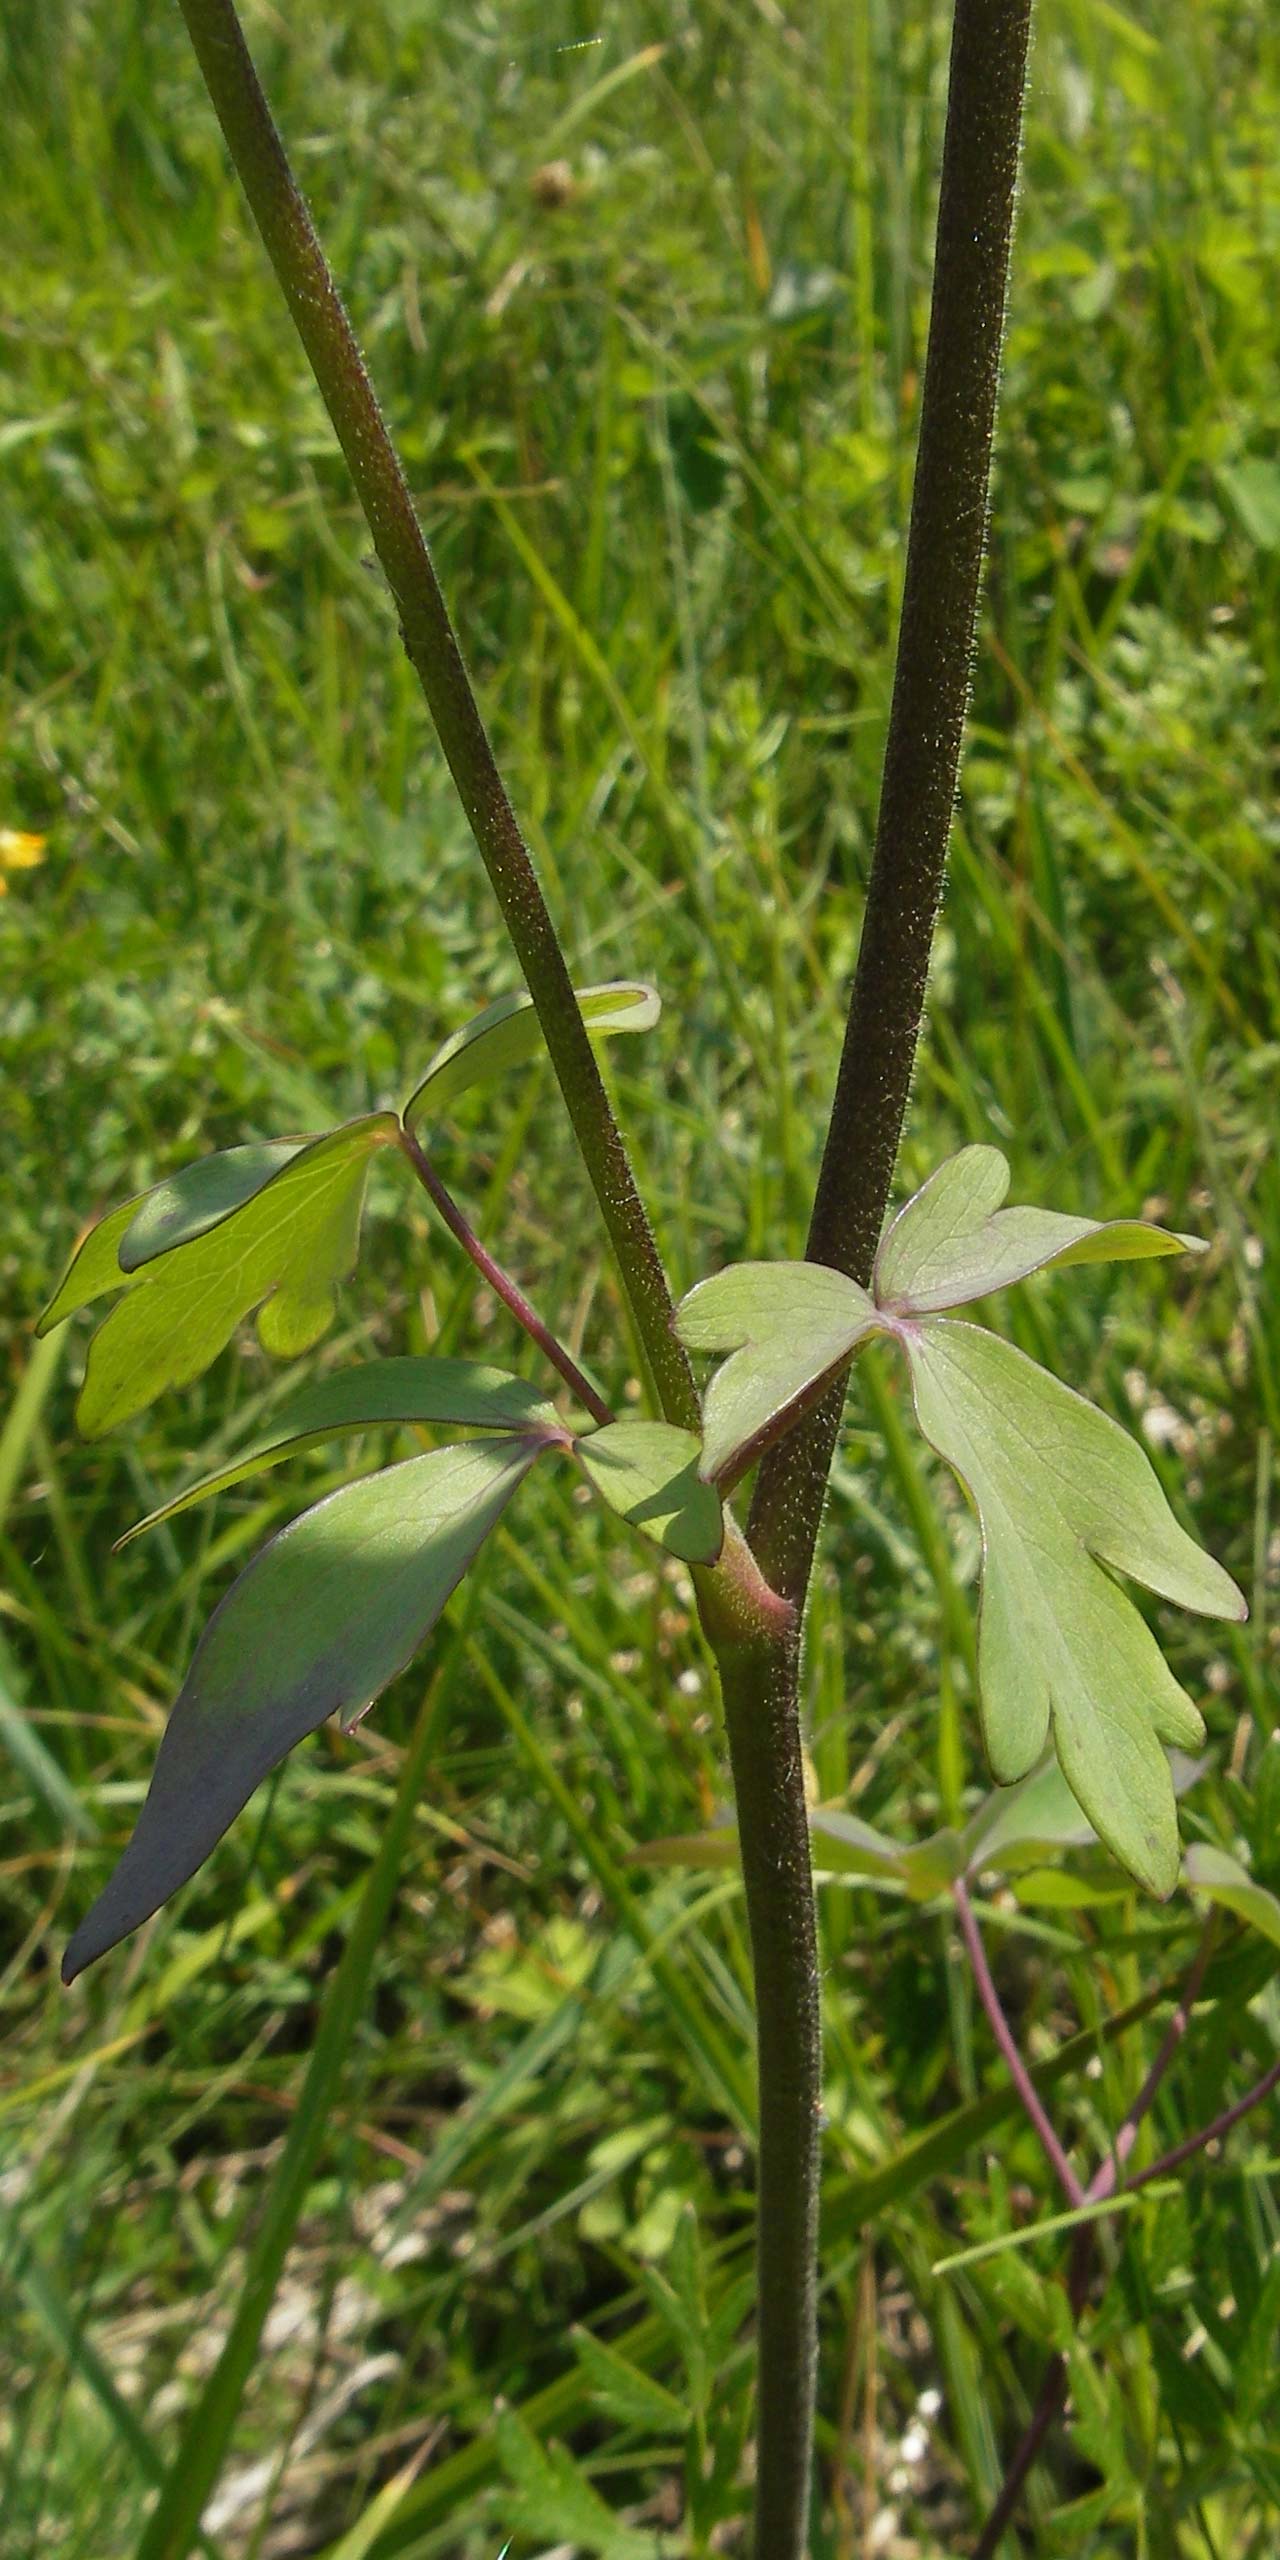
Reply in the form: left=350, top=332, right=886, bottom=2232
left=575, top=1419, right=723, bottom=1563
left=63, top=1437, right=542, bottom=1978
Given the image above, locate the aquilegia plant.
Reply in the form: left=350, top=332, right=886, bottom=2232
left=44, top=2, right=1272, bottom=2554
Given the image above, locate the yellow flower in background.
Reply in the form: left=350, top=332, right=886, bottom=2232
left=0, top=829, right=46, bottom=893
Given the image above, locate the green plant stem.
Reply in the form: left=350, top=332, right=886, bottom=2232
left=716, top=1634, right=821, bottom=2559
left=397, top=1127, right=613, bottom=1425
left=173, top=0, right=694, bottom=1434
left=749, top=0, right=1033, bottom=1602
left=711, top=10, right=1032, bottom=2543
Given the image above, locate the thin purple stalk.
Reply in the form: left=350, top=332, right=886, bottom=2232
left=1124, top=2047, right=1280, bottom=2196
left=953, top=1879, right=1085, bottom=2209
left=972, top=2353, right=1065, bottom=2560
left=975, top=1922, right=1276, bottom=2558
left=398, top=1126, right=613, bottom=1427
left=1085, top=1921, right=1217, bottom=2206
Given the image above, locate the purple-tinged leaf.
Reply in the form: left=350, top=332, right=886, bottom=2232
left=875, top=1144, right=1202, bottom=1316
left=62, top=1439, right=541, bottom=1980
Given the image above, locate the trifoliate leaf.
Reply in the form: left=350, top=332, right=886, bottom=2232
left=1183, top=1844, right=1280, bottom=1951
left=120, top=1357, right=564, bottom=1543
left=402, top=980, right=660, bottom=1133
left=875, top=1144, right=1202, bottom=1315
left=62, top=1438, right=542, bottom=1979
left=905, top=1320, right=1245, bottom=1896
left=68, top=1117, right=399, bottom=1437
left=575, top=1419, right=723, bottom=1564
left=674, top=1261, right=878, bottom=1483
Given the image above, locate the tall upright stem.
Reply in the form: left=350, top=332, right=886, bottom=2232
left=751, top=0, right=1033, bottom=1599
left=717, top=1635, right=821, bottom=2558
left=174, top=0, right=695, bottom=1433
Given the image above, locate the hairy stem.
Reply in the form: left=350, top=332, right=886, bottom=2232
left=750, top=0, right=1033, bottom=1600
left=398, top=1127, right=613, bottom=1425
left=953, top=1880, right=1085, bottom=2209
left=174, top=0, right=695, bottom=1431
left=718, top=1635, right=821, bottom=2557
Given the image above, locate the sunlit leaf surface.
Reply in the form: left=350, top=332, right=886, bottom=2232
left=56, top=1117, right=398, bottom=1436
left=907, top=1321, right=1243, bottom=1894
left=875, top=1143, right=1201, bottom=1315
left=122, top=1357, right=563, bottom=1542
left=680, top=1148, right=1243, bottom=1891
left=402, top=980, right=660, bottom=1132
left=674, top=1260, right=877, bottom=1482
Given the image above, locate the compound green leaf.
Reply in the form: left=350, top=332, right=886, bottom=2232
left=72, top=1116, right=399, bottom=1437
left=574, top=1419, right=723, bottom=1564
left=674, top=1261, right=879, bottom=1483
left=38, top=1139, right=316, bottom=1330
left=875, top=1144, right=1202, bottom=1316
left=62, top=1438, right=541, bottom=1979
left=119, top=1139, right=309, bottom=1271
left=904, top=1320, right=1245, bottom=1895
left=1183, top=1844, right=1280, bottom=1952
left=38, top=1198, right=141, bottom=1334
left=121, top=1357, right=563, bottom=1544
left=402, top=980, right=660, bottom=1133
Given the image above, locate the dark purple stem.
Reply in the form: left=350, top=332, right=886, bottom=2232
left=972, top=2354, right=1065, bottom=2560
left=953, top=1879, right=1085, bottom=2209
left=398, top=1125, right=613, bottom=1427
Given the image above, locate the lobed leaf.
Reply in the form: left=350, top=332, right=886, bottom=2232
left=575, top=1419, right=723, bottom=1564
left=874, top=1143, right=1202, bottom=1315
left=69, top=1116, right=399, bottom=1437
left=120, top=1357, right=563, bottom=1544
left=62, top=1438, right=542, bottom=1979
left=904, top=1320, right=1245, bottom=1895
left=674, top=1260, right=878, bottom=1483
left=402, top=980, right=660, bottom=1133
left=119, top=1139, right=309, bottom=1271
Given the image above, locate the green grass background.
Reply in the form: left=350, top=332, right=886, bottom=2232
left=3, top=0, right=1279, bottom=2552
